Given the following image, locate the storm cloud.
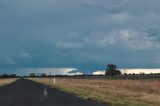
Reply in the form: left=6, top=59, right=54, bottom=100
left=0, top=0, right=160, bottom=74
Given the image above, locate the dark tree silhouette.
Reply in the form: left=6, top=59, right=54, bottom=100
left=10, top=74, right=17, bottom=78
left=0, top=74, right=17, bottom=78
left=105, top=64, right=121, bottom=76
left=29, top=73, right=36, bottom=77
left=41, top=73, right=47, bottom=77
left=1, top=74, right=8, bottom=78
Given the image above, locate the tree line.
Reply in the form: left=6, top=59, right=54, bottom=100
left=28, top=64, right=122, bottom=77
left=0, top=74, right=17, bottom=78
left=1, top=64, right=156, bottom=78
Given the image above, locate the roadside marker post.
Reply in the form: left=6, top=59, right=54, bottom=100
left=53, top=74, right=56, bottom=85
left=54, top=77, right=55, bottom=84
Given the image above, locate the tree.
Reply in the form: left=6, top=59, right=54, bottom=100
left=1, top=74, right=8, bottom=78
left=105, top=64, right=121, bottom=75
left=10, top=74, right=17, bottom=78
left=41, top=73, right=47, bottom=77
left=29, top=73, right=35, bottom=77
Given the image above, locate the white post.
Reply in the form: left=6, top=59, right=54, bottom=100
left=53, top=74, right=56, bottom=84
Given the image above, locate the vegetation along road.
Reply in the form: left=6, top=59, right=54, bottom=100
left=0, top=79, right=107, bottom=106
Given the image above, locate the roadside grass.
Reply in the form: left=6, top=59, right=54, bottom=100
left=0, top=78, right=17, bottom=86
left=30, top=78, right=160, bottom=106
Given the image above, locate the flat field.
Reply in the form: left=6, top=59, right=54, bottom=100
left=0, top=78, right=17, bottom=86
left=30, top=78, right=160, bottom=106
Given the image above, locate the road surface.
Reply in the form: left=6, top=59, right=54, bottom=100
left=0, top=79, right=107, bottom=106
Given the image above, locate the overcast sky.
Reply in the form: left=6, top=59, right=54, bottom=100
left=0, top=0, right=160, bottom=74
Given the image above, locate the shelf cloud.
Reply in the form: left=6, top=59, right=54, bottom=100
left=0, top=0, right=160, bottom=73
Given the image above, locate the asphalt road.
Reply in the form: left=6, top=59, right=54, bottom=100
left=0, top=79, right=107, bottom=106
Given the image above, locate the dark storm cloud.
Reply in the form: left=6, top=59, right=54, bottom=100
left=0, top=0, right=160, bottom=74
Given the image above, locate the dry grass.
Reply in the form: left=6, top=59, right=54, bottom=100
left=30, top=78, right=160, bottom=106
left=0, top=78, right=17, bottom=86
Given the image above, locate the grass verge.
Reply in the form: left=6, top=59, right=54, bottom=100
left=29, top=78, right=160, bottom=106
left=0, top=78, right=17, bottom=86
